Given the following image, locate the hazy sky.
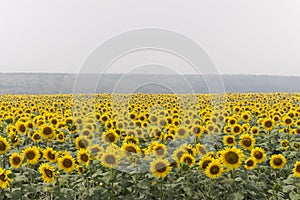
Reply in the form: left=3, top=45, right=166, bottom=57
left=0, top=0, right=300, bottom=75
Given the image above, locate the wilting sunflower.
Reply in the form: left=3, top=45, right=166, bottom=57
left=292, top=161, right=300, bottom=178
left=40, top=125, right=55, bottom=139
left=223, top=135, right=235, bottom=146
left=244, top=157, right=257, bottom=170
left=9, top=153, right=23, bottom=168
left=239, top=134, right=255, bottom=150
left=196, top=143, right=207, bottom=156
left=75, top=136, right=91, bottom=150
left=251, top=147, right=266, bottom=163
left=102, top=130, right=119, bottom=145
left=150, top=158, right=171, bottom=179
left=221, top=146, right=244, bottom=170
left=58, top=154, right=76, bottom=173
left=199, top=155, right=214, bottom=171
left=101, top=151, right=120, bottom=169
left=77, top=148, right=91, bottom=166
left=0, top=137, right=10, bottom=154
left=43, top=147, right=58, bottom=164
left=205, top=159, right=223, bottom=179
left=0, top=168, right=12, bottom=189
left=23, top=146, right=40, bottom=165
left=179, top=153, right=195, bottom=167
left=39, top=163, right=56, bottom=184
left=270, top=154, right=286, bottom=169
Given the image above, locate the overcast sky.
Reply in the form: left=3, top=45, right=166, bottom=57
left=0, top=0, right=300, bottom=75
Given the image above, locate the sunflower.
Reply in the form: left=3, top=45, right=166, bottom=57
left=0, top=137, right=10, bottom=154
left=39, top=163, right=56, bottom=184
left=0, top=168, right=12, bottom=189
left=244, top=157, right=257, bottom=170
left=121, top=143, right=141, bottom=157
left=102, top=130, right=119, bottom=145
left=270, top=154, right=286, bottom=169
left=88, top=144, right=104, bottom=159
left=40, top=125, right=55, bottom=139
left=262, top=119, right=274, bottom=131
left=199, top=155, right=214, bottom=171
left=150, top=158, right=171, bottom=179
left=23, top=146, right=40, bottom=165
left=282, top=116, right=293, bottom=126
left=43, top=147, right=58, bottom=163
left=9, top=153, right=23, bottom=168
left=280, top=139, right=289, bottom=151
left=221, top=146, right=244, bottom=170
left=176, top=127, right=188, bottom=139
left=231, top=124, right=242, bottom=135
left=77, top=148, right=91, bottom=166
left=152, top=143, right=167, bottom=158
left=16, top=121, right=26, bottom=134
left=58, top=154, right=76, bottom=173
left=31, top=132, right=42, bottom=142
left=250, top=126, right=259, bottom=135
left=76, top=165, right=86, bottom=175
left=56, top=132, right=65, bottom=143
left=179, top=153, right=195, bottom=166
left=172, top=147, right=186, bottom=161
left=123, top=135, right=139, bottom=145
left=292, top=161, right=300, bottom=178
left=9, top=133, right=21, bottom=147
left=251, top=147, right=266, bottom=163
left=196, top=143, right=207, bottom=156
left=75, top=136, right=91, bottom=150
left=239, top=134, right=255, bottom=150
left=101, top=151, right=120, bottom=169
left=205, top=159, right=223, bottom=179
left=223, top=135, right=235, bottom=146
left=241, top=112, right=251, bottom=122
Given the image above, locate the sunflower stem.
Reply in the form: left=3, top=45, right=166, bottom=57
left=110, top=168, right=115, bottom=200
left=56, top=176, right=61, bottom=199
left=160, top=177, right=164, bottom=200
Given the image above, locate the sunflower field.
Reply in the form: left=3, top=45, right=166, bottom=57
left=0, top=93, right=300, bottom=199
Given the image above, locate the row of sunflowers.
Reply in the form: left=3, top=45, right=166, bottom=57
left=0, top=93, right=299, bottom=199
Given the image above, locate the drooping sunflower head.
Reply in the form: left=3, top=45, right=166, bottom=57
left=270, top=154, right=286, bottom=169
left=39, top=163, right=56, bottom=184
left=221, top=146, right=244, bottom=170
left=150, top=158, right=171, bottom=179
left=195, top=143, right=207, bottom=156
left=43, top=147, right=58, bottom=163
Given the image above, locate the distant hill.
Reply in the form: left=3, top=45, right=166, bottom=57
left=0, top=73, right=300, bottom=94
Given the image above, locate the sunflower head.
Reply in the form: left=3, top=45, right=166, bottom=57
left=205, top=159, right=223, bottom=179
left=239, top=134, right=255, bottom=150
left=9, top=153, right=23, bottom=169
left=221, top=146, right=244, bottom=170
left=292, top=161, right=300, bottom=178
left=39, top=163, right=56, bottom=184
left=23, top=146, right=40, bottom=165
left=150, top=158, right=171, bottom=179
left=270, top=154, right=286, bottom=169
left=244, top=157, right=257, bottom=170
left=58, top=154, right=76, bottom=173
